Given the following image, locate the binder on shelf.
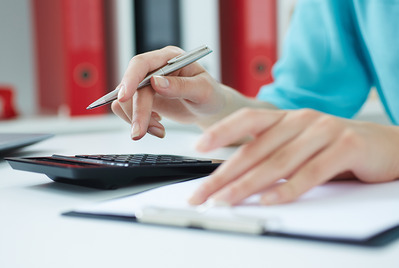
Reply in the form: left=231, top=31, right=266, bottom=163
left=134, top=0, right=181, bottom=54
left=219, top=0, right=277, bottom=97
left=32, top=0, right=108, bottom=116
left=103, top=0, right=135, bottom=92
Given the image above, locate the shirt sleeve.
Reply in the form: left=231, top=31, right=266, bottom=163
left=257, top=0, right=372, bottom=118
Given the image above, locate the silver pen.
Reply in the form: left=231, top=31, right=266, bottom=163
left=87, top=45, right=213, bottom=110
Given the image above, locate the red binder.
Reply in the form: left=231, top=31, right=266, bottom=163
left=219, top=0, right=277, bottom=97
left=32, top=0, right=108, bottom=116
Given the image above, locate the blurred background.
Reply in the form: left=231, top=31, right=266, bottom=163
left=0, top=0, right=389, bottom=133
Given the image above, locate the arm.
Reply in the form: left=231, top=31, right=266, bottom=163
left=111, top=46, right=275, bottom=140
left=189, top=108, right=399, bottom=206
left=187, top=0, right=399, bottom=205
left=258, top=0, right=373, bottom=118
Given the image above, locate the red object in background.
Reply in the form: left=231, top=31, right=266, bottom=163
left=32, top=0, right=108, bottom=116
left=219, top=0, right=277, bottom=97
left=0, top=86, right=18, bottom=120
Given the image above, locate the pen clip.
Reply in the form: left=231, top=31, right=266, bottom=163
left=167, top=45, right=210, bottom=64
left=135, top=205, right=280, bottom=235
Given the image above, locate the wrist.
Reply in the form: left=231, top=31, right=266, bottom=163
left=196, top=85, right=243, bottom=129
left=196, top=85, right=278, bottom=129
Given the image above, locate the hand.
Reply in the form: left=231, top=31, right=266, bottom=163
left=189, top=108, right=399, bottom=206
left=111, top=46, right=228, bottom=140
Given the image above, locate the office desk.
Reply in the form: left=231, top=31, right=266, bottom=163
left=0, top=121, right=398, bottom=268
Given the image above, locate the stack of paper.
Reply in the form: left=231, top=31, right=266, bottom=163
left=68, top=177, right=399, bottom=245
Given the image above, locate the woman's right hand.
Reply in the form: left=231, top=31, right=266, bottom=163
left=111, top=46, right=229, bottom=140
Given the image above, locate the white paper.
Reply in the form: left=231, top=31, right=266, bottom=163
left=73, top=177, right=399, bottom=241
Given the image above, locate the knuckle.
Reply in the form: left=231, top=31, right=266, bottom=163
left=237, top=107, right=258, bottom=119
left=292, top=108, right=317, bottom=121
left=305, top=163, right=323, bottom=179
left=128, top=54, right=150, bottom=72
left=313, top=115, right=340, bottom=133
left=129, top=54, right=144, bottom=65
left=315, top=115, right=336, bottom=128
left=163, top=45, right=183, bottom=54
left=338, top=129, right=361, bottom=149
left=174, top=77, right=187, bottom=90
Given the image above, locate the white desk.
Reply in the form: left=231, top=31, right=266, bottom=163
left=0, top=119, right=398, bottom=268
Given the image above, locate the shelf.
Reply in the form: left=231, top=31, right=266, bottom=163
left=0, top=114, right=200, bottom=135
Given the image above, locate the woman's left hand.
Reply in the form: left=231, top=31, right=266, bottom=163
left=189, top=108, right=399, bottom=206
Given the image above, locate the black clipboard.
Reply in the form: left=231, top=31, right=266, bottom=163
left=63, top=209, right=399, bottom=247
left=63, top=178, right=399, bottom=247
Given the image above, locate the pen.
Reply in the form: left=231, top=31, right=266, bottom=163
left=86, top=45, right=213, bottom=110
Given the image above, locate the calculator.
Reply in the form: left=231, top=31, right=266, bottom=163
left=6, top=154, right=223, bottom=189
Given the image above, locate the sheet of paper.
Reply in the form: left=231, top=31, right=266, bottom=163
left=73, top=177, right=399, bottom=241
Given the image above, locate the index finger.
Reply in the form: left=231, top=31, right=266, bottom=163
left=196, top=108, right=286, bottom=152
left=118, top=46, right=184, bottom=102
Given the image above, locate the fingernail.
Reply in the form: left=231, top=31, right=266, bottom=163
left=118, top=83, right=125, bottom=101
left=196, top=198, right=230, bottom=213
left=147, top=127, right=165, bottom=138
left=153, top=75, right=169, bottom=88
left=262, top=192, right=280, bottom=205
left=131, top=123, right=140, bottom=139
left=207, top=198, right=231, bottom=207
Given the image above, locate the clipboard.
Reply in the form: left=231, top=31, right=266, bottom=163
left=64, top=177, right=399, bottom=247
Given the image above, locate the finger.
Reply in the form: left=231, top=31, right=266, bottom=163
left=151, top=72, right=214, bottom=104
left=190, top=111, right=341, bottom=205
left=116, top=93, right=162, bottom=125
left=260, top=136, right=354, bottom=205
left=209, top=119, right=340, bottom=205
left=147, top=116, right=165, bottom=138
left=131, top=87, right=156, bottom=140
left=196, top=108, right=286, bottom=152
left=111, top=101, right=162, bottom=126
left=111, top=100, right=131, bottom=124
left=116, top=93, right=134, bottom=122
left=118, top=46, right=184, bottom=103
left=151, top=111, right=162, bottom=122
left=189, top=113, right=307, bottom=205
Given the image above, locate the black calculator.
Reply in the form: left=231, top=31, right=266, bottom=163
left=6, top=154, right=223, bottom=189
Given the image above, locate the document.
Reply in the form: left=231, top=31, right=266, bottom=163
left=69, top=177, right=399, bottom=244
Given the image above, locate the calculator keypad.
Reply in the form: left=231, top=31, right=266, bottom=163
left=74, top=154, right=212, bottom=167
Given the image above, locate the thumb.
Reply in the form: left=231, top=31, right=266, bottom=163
left=151, top=75, right=211, bottom=104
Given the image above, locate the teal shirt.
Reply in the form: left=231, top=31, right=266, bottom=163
left=257, top=0, right=399, bottom=124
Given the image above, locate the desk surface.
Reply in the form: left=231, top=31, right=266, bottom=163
left=0, top=118, right=398, bottom=268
